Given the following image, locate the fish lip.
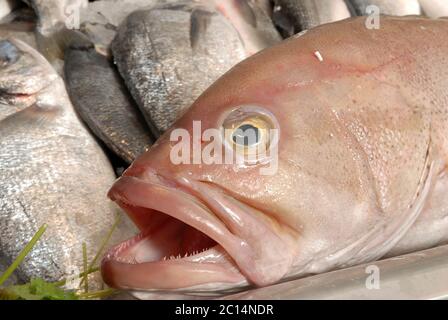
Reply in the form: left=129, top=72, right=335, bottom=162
left=104, top=168, right=298, bottom=290
left=102, top=175, right=254, bottom=291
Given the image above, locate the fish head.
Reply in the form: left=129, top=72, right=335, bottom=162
left=102, top=17, right=428, bottom=296
left=0, top=38, right=57, bottom=110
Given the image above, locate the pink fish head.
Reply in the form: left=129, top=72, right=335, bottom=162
left=102, top=16, right=448, bottom=295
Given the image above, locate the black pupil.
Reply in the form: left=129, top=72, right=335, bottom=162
left=232, top=124, right=259, bottom=146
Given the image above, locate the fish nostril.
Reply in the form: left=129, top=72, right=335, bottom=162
left=0, top=40, right=19, bottom=68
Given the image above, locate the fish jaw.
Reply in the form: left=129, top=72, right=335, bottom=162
left=102, top=171, right=300, bottom=293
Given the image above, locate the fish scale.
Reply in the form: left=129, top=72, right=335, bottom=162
left=112, top=3, right=249, bottom=137
left=0, top=39, right=135, bottom=286
left=64, top=35, right=154, bottom=164
left=101, top=16, right=448, bottom=297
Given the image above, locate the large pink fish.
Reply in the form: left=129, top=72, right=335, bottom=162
left=101, top=16, right=448, bottom=297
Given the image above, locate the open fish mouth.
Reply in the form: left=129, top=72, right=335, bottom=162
left=102, top=169, right=298, bottom=293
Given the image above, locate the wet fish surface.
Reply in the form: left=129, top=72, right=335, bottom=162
left=0, top=38, right=134, bottom=285
left=101, top=16, right=448, bottom=298
left=78, top=0, right=166, bottom=55
left=22, top=0, right=88, bottom=64
left=210, top=0, right=281, bottom=54
left=64, top=36, right=153, bottom=164
left=112, top=1, right=248, bottom=137
left=419, top=0, right=448, bottom=19
left=112, top=0, right=281, bottom=137
left=273, top=0, right=352, bottom=36
left=0, top=8, right=37, bottom=50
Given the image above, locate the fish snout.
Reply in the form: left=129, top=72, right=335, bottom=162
left=104, top=170, right=300, bottom=292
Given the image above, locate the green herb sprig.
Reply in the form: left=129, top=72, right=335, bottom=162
left=0, top=215, right=122, bottom=300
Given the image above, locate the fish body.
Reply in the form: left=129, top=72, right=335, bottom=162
left=112, top=2, right=247, bottom=137
left=23, top=0, right=88, bottom=63
left=64, top=36, right=153, bottom=164
left=78, top=0, right=165, bottom=55
left=101, top=16, right=448, bottom=297
left=23, top=0, right=89, bottom=35
left=211, top=0, right=282, bottom=55
left=273, top=0, right=352, bottom=36
left=0, top=38, right=134, bottom=285
left=419, top=0, right=448, bottom=19
left=0, top=21, right=37, bottom=49
left=112, top=0, right=281, bottom=137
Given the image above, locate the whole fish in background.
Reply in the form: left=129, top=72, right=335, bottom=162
left=0, top=38, right=135, bottom=286
left=23, top=0, right=88, bottom=65
left=0, top=21, right=36, bottom=58
left=101, top=17, right=448, bottom=298
left=348, top=0, right=421, bottom=16
left=64, top=36, right=154, bottom=164
left=210, top=0, right=281, bottom=55
left=16, top=0, right=154, bottom=164
left=419, top=0, right=448, bottom=19
left=113, top=0, right=280, bottom=137
left=78, top=0, right=166, bottom=56
left=272, top=0, right=352, bottom=37
left=20, top=0, right=162, bottom=59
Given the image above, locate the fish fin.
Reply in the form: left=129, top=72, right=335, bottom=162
left=189, top=8, right=214, bottom=52
left=35, top=26, right=88, bottom=63
left=64, top=30, right=95, bottom=52
left=156, top=3, right=191, bottom=12
left=386, top=166, right=448, bottom=257
left=358, top=139, right=438, bottom=262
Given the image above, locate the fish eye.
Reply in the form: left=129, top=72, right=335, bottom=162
left=232, top=123, right=260, bottom=146
left=220, top=105, right=279, bottom=164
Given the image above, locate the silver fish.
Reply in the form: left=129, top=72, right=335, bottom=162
left=0, top=38, right=134, bottom=285
left=210, top=0, right=282, bottom=55
left=112, top=0, right=280, bottom=137
left=273, top=0, right=352, bottom=36
left=20, top=0, right=87, bottom=71
left=64, top=35, right=154, bottom=164
left=419, top=0, right=448, bottom=19
left=101, top=16, right=448, bottom=297
left=112, top=1, right=247, bottom=137
left=0, top=19, right=37, bottom=50
left=78, top=0, right=165, bottom=56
